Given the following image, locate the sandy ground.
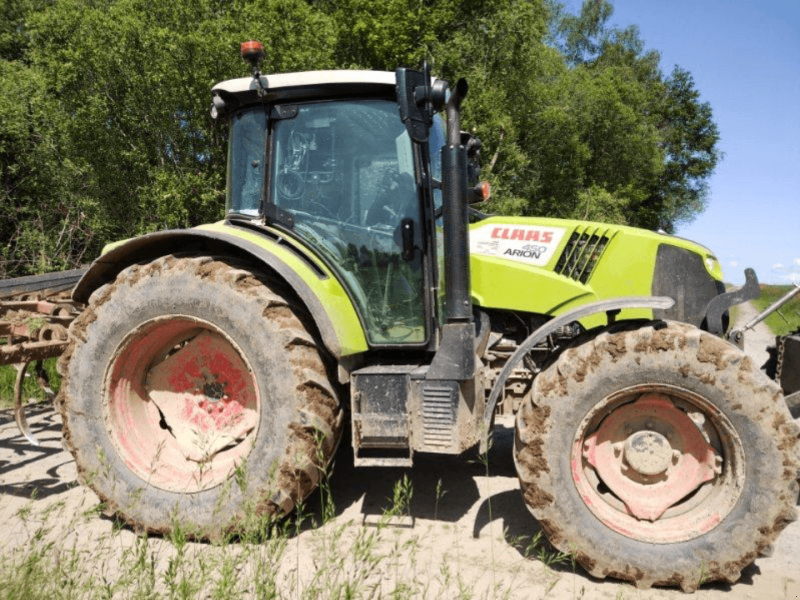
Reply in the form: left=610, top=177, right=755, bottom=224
left=1, top=306, right=798, bottom=599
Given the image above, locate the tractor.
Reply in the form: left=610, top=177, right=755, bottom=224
left=5, top=42, right=798, bottom=592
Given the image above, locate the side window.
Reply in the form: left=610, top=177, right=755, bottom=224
left=428, top=114, right=447, bottom=320
left=428, top=114, right=445, bottom=212
left=226, top=109, right=266, bottom=215
left=270, top=100, right=427, bottom=345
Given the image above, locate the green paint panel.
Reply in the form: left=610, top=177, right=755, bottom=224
left=100, top=213, right=722, bottom=352
left=197, top=222, right=368, bottom=356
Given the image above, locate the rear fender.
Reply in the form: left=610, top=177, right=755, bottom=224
left=73, top=227, right=368, bottom=358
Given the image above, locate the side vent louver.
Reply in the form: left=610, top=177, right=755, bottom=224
left=421, top=383, right=457, bottom=448
left=555, top=227, right=611, bottom=283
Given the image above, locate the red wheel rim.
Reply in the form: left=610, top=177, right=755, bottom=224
left=104, top=316, right=260, bottom=492
left=571, top=384, right=744, bottom=543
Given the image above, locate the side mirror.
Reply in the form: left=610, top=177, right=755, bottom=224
left=396, top=63, right=448, bottom=143
left=210, top=93, right=227, bottom=120
left=210, top=91, right=240, bottom=120
left=461, top=132, right=482, bottom=183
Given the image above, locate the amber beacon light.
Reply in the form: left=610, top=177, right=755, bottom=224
left=240, top=40, right=265, bottom=68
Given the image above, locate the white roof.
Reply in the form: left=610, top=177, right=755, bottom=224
left=212, top=70, right=397, bottom=94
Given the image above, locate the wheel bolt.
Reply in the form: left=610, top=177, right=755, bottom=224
left=612, top=442, right=624, bottom=457
left=713, top=454, right=723, bottom=475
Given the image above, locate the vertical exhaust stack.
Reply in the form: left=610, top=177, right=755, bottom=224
left=427, top=78, right=475, bottom=381
left=441, top=79, right=471, bottom=325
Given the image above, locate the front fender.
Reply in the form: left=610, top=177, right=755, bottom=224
left=481, top=296, right=675, bottom=451
left=73, top=224, right=368, bottom=358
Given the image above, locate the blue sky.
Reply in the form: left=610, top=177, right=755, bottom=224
left=567, top=0, right=800, bottom=285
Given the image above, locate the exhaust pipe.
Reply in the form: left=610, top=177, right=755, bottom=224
left=440, top=78, right=471, bottom=324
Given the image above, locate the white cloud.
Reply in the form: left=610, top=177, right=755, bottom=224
left=773, top=263, right=785, bottom=270
left=781, top=272, right=800, bottom=282
left=729, top=260, right=738, bottom=267
left=794, top=257, right=800, bottom=267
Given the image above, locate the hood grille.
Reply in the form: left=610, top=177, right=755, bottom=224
left=555, top=227, right=611, bottom=283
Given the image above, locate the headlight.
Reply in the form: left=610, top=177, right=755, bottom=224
left=704, top=256, right=719, bottom=275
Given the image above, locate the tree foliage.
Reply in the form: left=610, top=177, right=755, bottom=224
left=1, top=0, right=719, bottom=276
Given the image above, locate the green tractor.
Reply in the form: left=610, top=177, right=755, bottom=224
left=56, top=42, right=798, bottom=591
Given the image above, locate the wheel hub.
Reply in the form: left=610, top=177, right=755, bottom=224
left=106, top=317, right=260, bottom=492
left=624, top=430, right=672, bottom=476
left=580, top=393, right=719, bottom=521
left=146, top=330, right=259, bottom=464
left=203, top=381, right=226, bottom=402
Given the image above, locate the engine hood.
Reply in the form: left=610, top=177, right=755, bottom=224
left=468, top=216, right=723, bottom=329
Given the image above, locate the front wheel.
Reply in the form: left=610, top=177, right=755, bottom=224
left=515, top=321, right=800, bottom=592
left=58, top=256, right=342, bottom=537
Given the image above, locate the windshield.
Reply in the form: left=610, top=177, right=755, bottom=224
left=226, top=108, right=266, bottom=216
left=270, top=99, right=426, bottom=345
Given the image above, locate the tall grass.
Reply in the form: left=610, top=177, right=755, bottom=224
left=753, top=284, right=800, bottom=336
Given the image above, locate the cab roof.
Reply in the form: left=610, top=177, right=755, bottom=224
left=212, top=70, right=396, bottom=94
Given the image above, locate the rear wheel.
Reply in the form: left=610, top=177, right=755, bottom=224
left=58, top=256, right=341, bottom=537
left=515, top=321, right=800, bottom=592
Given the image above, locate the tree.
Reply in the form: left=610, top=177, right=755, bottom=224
left=0, top=59, right=96, bottom=276
left=536, top=0, right=720, bottom=232
left=0, top=0, right=720, bottom=276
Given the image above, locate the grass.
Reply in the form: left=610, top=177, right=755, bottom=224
left=752, top=284, right=800, bottom=336
left=0, top=436, right=574, bottom=600
left=0, top=358, right=61, bottom=409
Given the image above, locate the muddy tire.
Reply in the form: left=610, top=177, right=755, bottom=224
left=57, top=255, right=341, bottom=537
left=515, top=320, right=800, bottom=592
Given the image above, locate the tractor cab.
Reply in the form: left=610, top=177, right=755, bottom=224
left=222, top=88, right=432, bottom=345
left=211, top=59, right=460, bottom=351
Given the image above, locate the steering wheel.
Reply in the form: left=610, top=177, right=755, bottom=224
left=365, top=172, right=416, bottom=227
left=277, top=169, right=304, bottom=200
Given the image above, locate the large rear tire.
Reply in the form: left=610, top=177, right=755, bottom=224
left=57, top=255, right=342, bottom=537
left=515, top=320, right=800, bottom=592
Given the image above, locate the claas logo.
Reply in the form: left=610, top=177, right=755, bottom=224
left=491, top=227, right=554, bottom=243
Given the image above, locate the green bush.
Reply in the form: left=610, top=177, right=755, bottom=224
left=0, top=358, right=60, bottom=409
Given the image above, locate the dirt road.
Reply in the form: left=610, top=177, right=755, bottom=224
left=1, top=308, right=798, bottom=598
